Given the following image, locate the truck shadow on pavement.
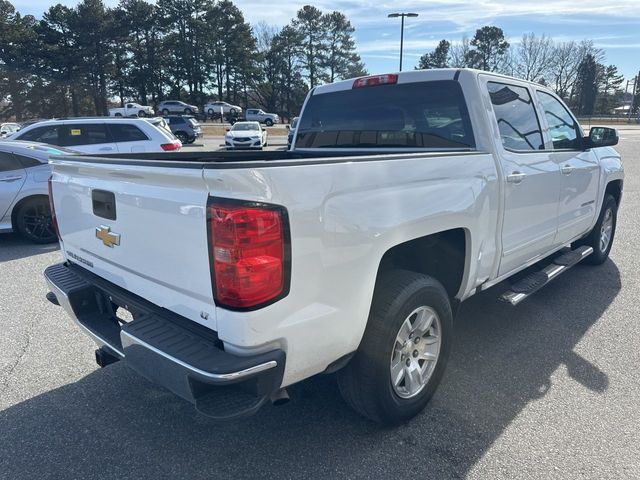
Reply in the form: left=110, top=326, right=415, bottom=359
left=0, top=233, right=59, bottom=263
left=0, top=261, right=620, bottom=479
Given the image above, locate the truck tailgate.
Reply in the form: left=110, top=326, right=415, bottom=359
left=50, top=158, right=217, bottom=328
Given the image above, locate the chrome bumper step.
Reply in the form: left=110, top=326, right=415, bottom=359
left=500, top=246, right=593, bottom=306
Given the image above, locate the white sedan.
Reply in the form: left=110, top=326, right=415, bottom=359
left=224, top=121, right=267, bottom=150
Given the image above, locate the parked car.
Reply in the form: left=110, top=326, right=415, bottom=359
left=158, top=100, right=199, bottom=116
left=44, top=69, right=623, bottom=424
left=0, top=141, right=79, bottom=243
left=245, top=108, right=279, bottom=126
left=11, top=118, right=181, bottom=153
left=0, top=122, right=20, bottom=138
left=287, top=116, right=299, bottom=149
left=109, top=102, right=154, bottom=117
left=163, top=115, right=202, bottom=144
left=225, top=121, right=267, bottom=149
left=204, top=101, right=242, bottom=116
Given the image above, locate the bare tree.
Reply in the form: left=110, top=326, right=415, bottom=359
left=449, top=37, right=471, bottom=68
left=515, top=33, right=553, bottom=82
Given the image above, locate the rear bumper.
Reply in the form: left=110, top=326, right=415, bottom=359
left=44, top=262, right=285, bottom=420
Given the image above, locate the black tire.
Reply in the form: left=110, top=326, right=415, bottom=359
left=15, top=196, right=57, bottom=244
left=138, top=110, right=146, bottom=117
left=337, top=270, right=453, bottom=425
left=578, top=194, right=618, bottom=265
left=184, top=108, right=193, bottom=115
left=207, top=108, right=214, bottom=115
left=230, top=108, right=238, bottom=115
left=265, top=118, right=274, bottom=127
left=175, top=131, right=189, bottom=144
left=114, top=113, right=122, bottom=117
left=187, top=137, right=196, bottom=144
left=162, top=108, right=169, bottom=116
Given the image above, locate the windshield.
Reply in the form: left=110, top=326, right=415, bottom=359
left=231, top=123, right=260, bottom=132
left=296, top=80, right=475, bottom=149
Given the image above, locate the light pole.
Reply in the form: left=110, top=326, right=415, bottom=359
left=388, top=12, right=418, bottom=71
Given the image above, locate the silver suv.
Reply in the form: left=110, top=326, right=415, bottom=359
left=158, top=100, right=199, bottom=116
left=245, top=109, right=279, bottom=127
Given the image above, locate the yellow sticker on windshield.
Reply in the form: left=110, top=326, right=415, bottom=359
left=70, top=129, right=81, bottom=136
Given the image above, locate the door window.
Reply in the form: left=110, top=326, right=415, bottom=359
left=488, top=82, right=544, bottom=152
left=61, top=124, right=110, bottom=146
left=0, top=152, right=23, bottom=172
left=538, top=91, right=582, bottom=150
left=17, top=126, right=60, bottom=144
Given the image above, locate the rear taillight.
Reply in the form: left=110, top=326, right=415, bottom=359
left=47, top=176, right=59, bottom=240
left=161, top=141, right=181, bottom=151
left=207, top=198, right=290, bottom=310
left=352, top=73, right=398, bottom=88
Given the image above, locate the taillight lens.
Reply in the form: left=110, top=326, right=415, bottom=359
left=208, top=199, right=290, bottom=309
left=47, top=176, right=59, bottom=240
left=352, top=73, right=398, bottom=88
left=161, top=141, right=181, bottom=151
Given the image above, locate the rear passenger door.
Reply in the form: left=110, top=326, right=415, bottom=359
left=535, top=90, right=600, bottom=243
left=483, top=78, right=562, bottom=276
left=60, top=123, right=116, bottom=153
left=108, top=123, right=150, bottom=153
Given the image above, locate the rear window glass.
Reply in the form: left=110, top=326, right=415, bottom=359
left=296, top=80, right=475, bottom=149
left=109, top=123, right=149, bottom=142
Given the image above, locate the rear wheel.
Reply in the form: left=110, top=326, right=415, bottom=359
left=578, top=194, right=618, bottom=265
left=138, top=110, right=146, bottom=117
left=15, top=197, right=56, bottom=244
left=265, top=118, right=274, bottom=127
left=230, top=108, right=238, bottom=115
left=114, top=113, right=122, bottom=117
left=175, top=131, right=189, bottom=144
left=207, top=108, right=214, bottom=115
left=184, top=108, right=193, bottom=115
left=162, top=108, right=169, bottom=116
left=337, top=270, right=452, bottom=424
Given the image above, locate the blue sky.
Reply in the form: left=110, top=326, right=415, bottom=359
left=14, top=0, right=640, bottom=82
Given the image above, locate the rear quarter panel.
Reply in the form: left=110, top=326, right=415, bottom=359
left=203, top=152, right=499, bottom=386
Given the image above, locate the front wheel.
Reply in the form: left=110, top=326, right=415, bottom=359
left=578, top=194, right=618, bottom=265
left=114, top=113, right=122, bottom=117
left=337, top=270, right=452, bottom=424
left=184, top=108, right=193, bottom=115
left=15, top=197, right=57, bottom=244
left=138, top=110, right=146, bottom=117
left=264, top=119, right=274, bottom=127
left=162, top=108, right=169, bottom=116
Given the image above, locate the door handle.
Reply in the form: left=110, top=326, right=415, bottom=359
left=561, top=164, right=574, bottom=175
left=506, top=172, right=526, bottom=184
left=0, top=175, right=23, bottom=183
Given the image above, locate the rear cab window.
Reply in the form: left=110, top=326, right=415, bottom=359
left=296, top=80, right=475, bottom=149
left=487, top=81, right=544, bottom=152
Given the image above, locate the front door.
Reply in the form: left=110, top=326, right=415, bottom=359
left=536, top=90, right=600, bottom=243
left=483, top=79, right=563, bottom=276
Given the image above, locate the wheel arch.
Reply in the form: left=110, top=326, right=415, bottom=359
left=605, top=179, right=623, bottom=205
left=374, top=228, right=470, bottom=301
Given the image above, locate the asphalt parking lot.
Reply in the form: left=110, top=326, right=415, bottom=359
left=1, top=131, right=639, bottom=479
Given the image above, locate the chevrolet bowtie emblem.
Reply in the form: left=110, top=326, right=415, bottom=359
left=95, top=225, right=121, bottom=248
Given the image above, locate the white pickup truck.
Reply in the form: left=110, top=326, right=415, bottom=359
left=45, top=69, right=623, bottom=424
left=108, top=102, right=155, bottom=117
